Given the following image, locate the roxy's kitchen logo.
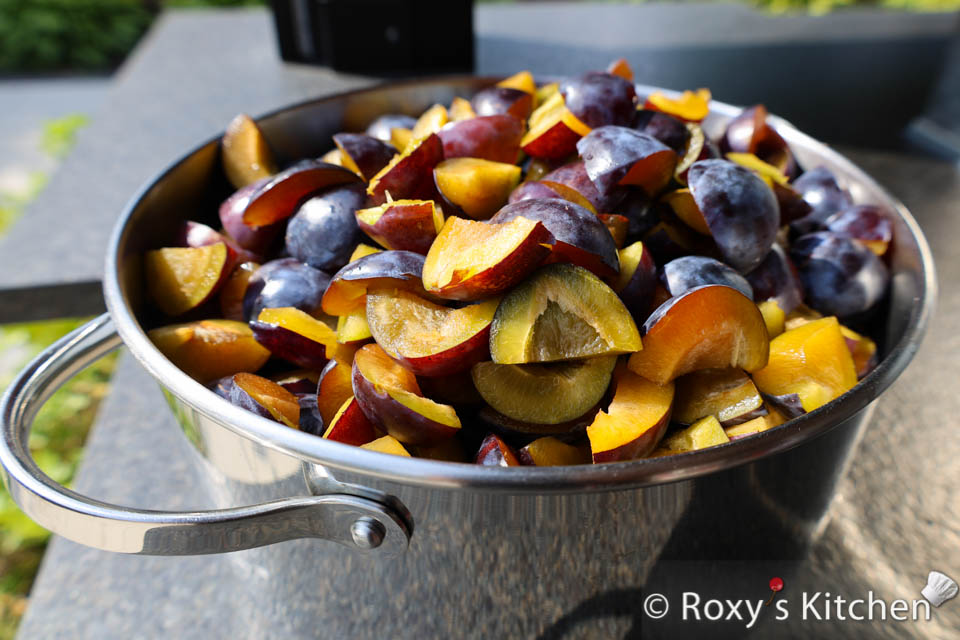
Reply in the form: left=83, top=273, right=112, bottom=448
left=640, top=571, right=957, bottom=629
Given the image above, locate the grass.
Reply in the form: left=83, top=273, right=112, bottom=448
left=0, top=114, right=118, bottom=639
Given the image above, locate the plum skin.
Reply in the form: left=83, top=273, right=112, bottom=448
left=745, top=244, right=804, bottom=313
left=242, top=258, right=331, bottom=321
left=560, top=72, right=637, bottom=129
left=687, top=159, right=779, bottom=273
left=285, top=183, right=366, bottom=272
left=789, top=166, right=853, bottom=236
left=219, top=179, right=280, bottom=255
left=789, top=231, right=889, bottom=318
left=662, top=256, right=753, bottom=299
left=365, top=114, right=416, bottom=142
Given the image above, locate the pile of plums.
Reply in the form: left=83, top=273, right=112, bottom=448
left=144, top=60, right=891, bottom=466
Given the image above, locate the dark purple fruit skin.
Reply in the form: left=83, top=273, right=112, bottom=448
left=560, top=71, right=637, bottom=129
left=661, top=256, right=753, bottom=300
left=789, top=232, right=889, bottom=318
left=249, top=321, right=329, bottom=370
left=541, top=160, right=627, bottom=212
left=687, top=159, right=779, bottom=273
left=474, top=433, right=521, bottom=466
left=332, top=133, right=397, bottom=181
left=762, top=393, right=805, bottom=419
left=224, top=377, right=276, bottom=422
left=219, top=179, right=281, bottom=255
left=274, top=375, right=319, bottom=395
left=577, top=126, right=676, bottom=196
left=745, top=244, right=804, bottom=314
left=210, top=375, right=236, bottom=400
left=489, top=198, right=619, bottom=278
left=178, top=220, right=260, bottom=264
left=471, top=87, right=533, bottom=120
left=632, top=110, right=691, bottom=155
left=720, top=105, right=798, bottom=179
left=773, top=182, right=812, bottom=226
left=825, top=204, right=893, bottom=249
left=328, top=250, right=424, bottom=286
left=509, top=180, right=561, bottom=204
left=365, top=114, right=417, bottom=142
left=242, top=258, right=331, bottom=321
left=438, top=114, right=524, bottom=164
left=284, top=183, right=366, bottom=272
left=297, top=394, right=325, bottom=436
left=618, top=191, right=658, bottom=242
left=789, top=166, right=853, bottom=236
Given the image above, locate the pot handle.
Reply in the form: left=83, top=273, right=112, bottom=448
left=0, top=314, right=411, bottom=556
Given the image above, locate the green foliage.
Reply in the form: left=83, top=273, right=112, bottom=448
left=0, top=173, right=46, bottom=236
left=41, top=114, right=91, bottom=159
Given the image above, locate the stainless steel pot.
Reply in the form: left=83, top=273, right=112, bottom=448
left=0, top=78, right=936, bottom=635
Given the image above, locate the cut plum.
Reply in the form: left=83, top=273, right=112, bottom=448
left=841, top=325, right=879, bottom=379
left=475, top=434, right=521, bottom=467
left=355, top=199, right=443, bottom=255
left=825, top=204, right=893, bottom=257
left=745, top=244, right=805, bottom=314
left=643, top=88, right=711, bottom=122
left=366, top=133, right=444, bottom=205
left=322, top=396, right=379, bottom=446
left=433, top=157, right=521, bottom=220
left=242, top=160, right=361, bottom=227
left=662, top=416, right=729, bottom=453
left=252, top=307, right=354, bottom=369
left=351, top=344, right=461, bottom=445
left=411, top=104, right=449, bottom=140
left=587, top=367, right=674, bottom=463
left=752, top=316, right=857, bottom=415
left=661, top=255, right=753, bottom=299
left=490, top=198, right=619, bottom=280
left=230, top=372, right=300, bottom=428
left=541, top=159, right=627, bottom=213
left=366, top=289, right=498, bottom=376
left=497, top=70, right=536, bottom=95
left=361, top=435, right=411, bottom=457
left=471, top=355, right=616, bottom=424
left=628, top=284, right=769, bottom=384
left=145, top=243, right=230, bottom=317
left=577, top=126, right=677, bottom=197
left=321, top=250, right=426, bottom=316
left=517, top=437, right=588, bottom=466
left=471, top=86, right=533, bottom=121
left=422, top=215, right=553, bottom=301
left=149, top=319, right=270, bottom=383
left=449, top=96, right=476, bottom=122
left=242, top=258, right=331, bottom=322
left=719, top=104, right=796, bottom=177
left=673, top=368, right=767, bottom=427
left=219, top=179, right=281, bottom=255
left=521, top=92, right=591, bottom=160
left=222, top=114, right=277, bottom=188
left=489, top=263, right=640, bottom=364
left=437, top=115, right=524, bottom=164
left=600, top=214, right=629, bottom=249
left=477, top=404, right=597, bottom=445
left=332, top=133, right=397, bottom=181
left=365, top=114, right=417, bottom=143
left=632, top=110, right=691, bottom=155
left=317, top=359, right=355, bottom=426
left=285, top=183, right=366, bottom=271
left=614, top=241, right=658, bottom=322
left=560, top=71, right=637, bottom=129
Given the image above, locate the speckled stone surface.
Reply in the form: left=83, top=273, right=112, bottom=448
left=9, top=6, right=960, bottom=640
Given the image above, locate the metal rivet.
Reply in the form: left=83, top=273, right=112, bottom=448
left=351, top=517, right=385, bottom=549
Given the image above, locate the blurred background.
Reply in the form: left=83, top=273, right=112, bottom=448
left=1, top=1, right=958, bottom=638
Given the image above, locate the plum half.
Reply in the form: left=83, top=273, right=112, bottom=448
left=355, top=199, right=443, bottom=255
left=587, top=367, right=674, bottom=463
left=149, top=319, right=270, bottom=383
left=321, top=250, right=426, bottom=316
left=437, top=115, right=524, bottom=164
left=284, top=183, right=367, bottom=271
left=471, top=355, right=616, bottom=425
left=242, top=160, right=361, bottom=227
left=145, top=243, right=231, bottom=317
left=221, top=114, right=277, bottom=189
left=577, top=126, right=677, bottom=197
left=489, top=263, right=641, bottom=364
left=433, top=157, right=521, bottom=220
left=672, top=368, right=767, bottom=427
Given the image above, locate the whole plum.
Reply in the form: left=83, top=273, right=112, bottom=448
left=790, top=166, right=853, bottom=236
left=285, top=183, right=366, bottom=271
left=560, top=72, right=637, bottom=129
left=242, top=258, right=331, bottom=321
left=662, top=256, right=753, bottom=299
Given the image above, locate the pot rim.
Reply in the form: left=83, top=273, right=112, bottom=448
left=103, top=76, right=937, bottom=493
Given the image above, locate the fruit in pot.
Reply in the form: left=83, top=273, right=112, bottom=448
left=577, top=126, right=678, bottom=197
left=719, top=104, right=796, bottom=177
left=477, top=405, right=598, bottom=445
left=758, top=299, right=785, bottom=338
left=560, top=71, right=637, bottom=128
left=489, top=198, right=620, bottom=280
left=521, top=92, right=591, bottom=160
left=365, top=114, right=417, bottom=143
left=475, top=434, right=522, bottom=466
left=840, top=325, right=878, bottom=379
left=242, top=258, right=331, bottom=321
left=449, top=96, right=476, bottom=122
left=686, top=159, right=779, bottom=273
left=541, top=159, right=627, bottom=213
left=332, top=133, right=397, bottom=181
left=284, top=183, right=367, bottom=271
left=366, top=289, right=498, bottom=376
left=744, top=244, right=805, bottom=315
left=224, top=373, right=300, bottom=427
left=149, top=319, right=271, bottom=383
left=632, top=110, right=691, bottom=155
left=724, top=407, right=785, bottom=440
left=789, top=166, right=853, bottom=236
left=628, top=284, right=769, bottom=384
left=618, top=191, right=659, bottom=241
left=251, top=307, right=352, bottom=369
left=145, top=244, right=231, bottom=316
left=336, top=310, right=372, bottom=343
left=489, top=264, right=641, bottom=364
left=508, top=180, right=564, bottom=204
left=355, top=199, right=443, bottom=255
left=471, top=86, right=533, bottom=121
left=321, top=250, right=426, bottom=316
left=673, top=123, right=709, bottom=185
left=471, top=355, right=616, bottom=424
left=316, top=360, right=355, bottom=426
left=411, top=104, right=449, bottom=139
left=177, top=220, right=258, bottom=266
left=789, top=231, right=889, bottom=318
left=662, top=415, right=729, bottom=453
left=437, top=115, right=523, bottom=164
left=433, top=157, right=522, bottom=220
left=219, top=179, right=282, bottom=255
left=322, top=396, right=379, bottom=446
left=752, top=316, right=857, bottom=417
left=296, top=394, right=325, bottom=435
left=661, top=256, right=753, bottom=299
left=242, top=159, right=361, bottom=227
left=361, top=435, right=411, bottom=457
left=497, top=70, right=536, bottom=96
left=351, top=344, right=461, bottom=445
left=517, top=437, right=588, bottom=466
left=587, top=367, right=674, bottom=462
left=643, top=88, right=711, bottom=122
left=422, top=215, right=553, bottom=301
left=606, top=58, right=634, bottom=81
left=366, top=133, right=444, bottom=205
left=825, top=204, right=893, bottom=256
left=672, top=368, right=767, bottom=427
left=614, top=241, right=658, bottom=322
left=600, top=214, right=629, bottom=249
left=221, top=114, right=278, bottom=188
left=661, top=188, right=709, bottom=235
